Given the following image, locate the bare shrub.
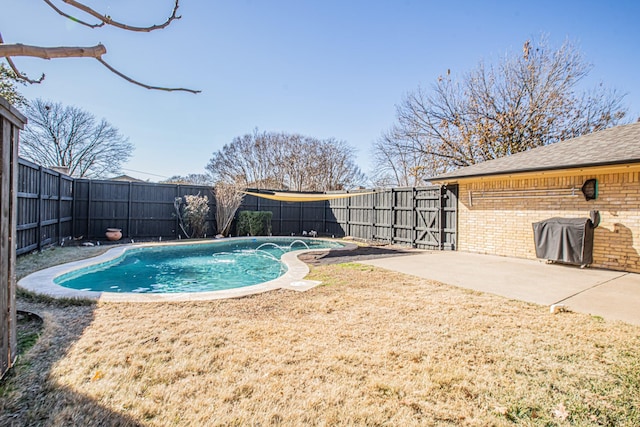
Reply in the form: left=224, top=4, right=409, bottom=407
left=214, top=183, right=244, bottom=236
left=175, top=194, right=210, bottom=238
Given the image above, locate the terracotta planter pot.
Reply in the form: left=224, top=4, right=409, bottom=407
left=105, top=228, right=122, bottom=241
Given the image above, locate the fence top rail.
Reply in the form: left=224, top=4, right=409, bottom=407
left=324, top=185, right=443, bottom=194
left=0, top=96, right=27, bottom=128
left=18, top=157, right=74, bottom=181
left=75, top=178, right=214, bottom=189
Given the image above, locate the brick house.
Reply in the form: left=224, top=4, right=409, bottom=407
left=427, top=122, right=640, bottom=273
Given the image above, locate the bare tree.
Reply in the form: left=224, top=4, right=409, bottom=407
left=162, top=174, right=214, bottom=186
left=0, top=0, right=198, bottom=93
left=312, top=138, right=366, bottom=191
left=206, top=130, right=366, bottom=191
left=207, top=129, right=281, bottom=189
left=20, top=99, right=133, bottom=178
left=370, top=128, right=442, bottom=187
left=214, top=182, right=244, bottom=236
left=374, top=37, right=628, bottom=183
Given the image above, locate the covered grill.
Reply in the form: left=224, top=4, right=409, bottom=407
left=532, top=212, right=599, bottom=267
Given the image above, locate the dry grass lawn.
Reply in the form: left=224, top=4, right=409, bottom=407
left=2, top=247, right=640, bottom=426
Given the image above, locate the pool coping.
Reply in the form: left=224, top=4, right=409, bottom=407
left=18, top=237, right=357, bottom=302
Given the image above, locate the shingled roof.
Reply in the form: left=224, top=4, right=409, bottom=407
left=427, top=121, right=640, bottom=182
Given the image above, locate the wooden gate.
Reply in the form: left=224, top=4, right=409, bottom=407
left=414, top=186, right=457, bottom=250
left=327, top=185, right=457, bottom=250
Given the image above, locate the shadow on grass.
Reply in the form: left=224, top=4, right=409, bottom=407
left=0, top=299, right=142, bottom=426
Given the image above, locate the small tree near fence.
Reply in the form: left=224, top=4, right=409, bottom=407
left=237, top=211, right=273, bottom=236
left=174, top=194, right=210, bottom=238
left=214, top=183, right=244, bottom=236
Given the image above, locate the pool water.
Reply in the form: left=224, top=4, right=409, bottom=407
left=54, top=238, right=343, bottom=293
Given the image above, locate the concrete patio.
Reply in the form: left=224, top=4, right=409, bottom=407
left=361, top=251, right=640, bottom=326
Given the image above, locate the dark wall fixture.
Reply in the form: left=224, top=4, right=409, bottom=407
left=581, top=179, right=598, bottom=201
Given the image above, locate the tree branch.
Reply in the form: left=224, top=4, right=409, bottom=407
left=42, top=0, right=105, bottom=29
left=0, top=43, right=107, bottom=59
left=95, top=57, right=201, bottom=94
left=0, top=33, right=45, bottom=83
left=3, top=56, right=45, bottom=84
left=1, top=43, right=200, bottom=93
left=57, top=0, right=182, bottom=32
left=2, top=2, right=199, bottom=93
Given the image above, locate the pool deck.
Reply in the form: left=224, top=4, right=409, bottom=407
left=18, top=238, right=357, bottom=302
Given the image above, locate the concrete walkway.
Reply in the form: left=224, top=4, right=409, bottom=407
left=360, top=251, right=640, bottom=326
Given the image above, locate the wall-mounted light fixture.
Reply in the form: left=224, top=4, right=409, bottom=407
left=581, top=179, right=598, bottom=201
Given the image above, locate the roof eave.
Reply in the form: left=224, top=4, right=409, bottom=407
left=427, top=159, right=640, bottom=184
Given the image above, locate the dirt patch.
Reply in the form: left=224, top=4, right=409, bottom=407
left=15, top=310, right=44, bottom=356
left=299, top=244, right=421, bottom=265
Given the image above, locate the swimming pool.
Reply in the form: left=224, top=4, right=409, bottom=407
left=19, top=237, right=354, bottom=302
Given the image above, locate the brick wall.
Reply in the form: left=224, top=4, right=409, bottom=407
left=458, top=171, right=640, bottom=273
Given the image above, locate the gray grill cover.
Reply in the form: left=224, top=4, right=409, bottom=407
left=532, top=217, right=595, bottom=265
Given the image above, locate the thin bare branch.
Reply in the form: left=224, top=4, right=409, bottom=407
left=60, top=0, right=182, bottom=32
left=4, top=57, right=44, bottom=84
left=0, top=33, right=44, bottom=83
left=42, top=0, right=105, bottom=28
left=95, top=57, right=201, bottom=94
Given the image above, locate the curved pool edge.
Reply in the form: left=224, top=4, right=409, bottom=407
left=17, top=237, right=358, bottom=302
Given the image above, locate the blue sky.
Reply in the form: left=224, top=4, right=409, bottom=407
left=3, top=0, right=639, bottom=182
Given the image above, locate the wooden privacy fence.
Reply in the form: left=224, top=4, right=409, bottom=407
left=16, top=158, right=73, bottom=255
left=1, top=97, right=26, bottom=378
left=328, top=186, right=457, bottom=249
left=16, top=174, right=217, bottom=250
left=16, top=177, right=457, bottom=252
left=73, top=179, right=217, bottom=240
left=242, top=186, right=457, bottom=250
left=240, top=192, right=334, bottom=237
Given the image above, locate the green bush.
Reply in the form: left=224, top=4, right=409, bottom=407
left=237, top=211, right=273, bottom=236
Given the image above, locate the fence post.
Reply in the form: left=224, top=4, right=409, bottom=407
left=322, top=200, right=327, bottom=236
left=71, top=179, right=76, bottom=239
left=412, top=187, right=418, bottom=248
left=346, top=190, right=351, bottom=237
left=175, top=185, right=181, bottom=239
left=439, top=185, right=450, bottom=250
left=37, top=166, right=44, bottom=252
left=299, top=201, right=303, bottom=235
left=1, top=96, right=26, bottom=378
left=56, top=170, right=62, bottom=245
left=127, top=182, right=133, bottom=238
left=390, top=188, right=395, bottom=245
left=370, top=192, right=375, bottom=240
left=86, top=180, right=92, bottom=239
